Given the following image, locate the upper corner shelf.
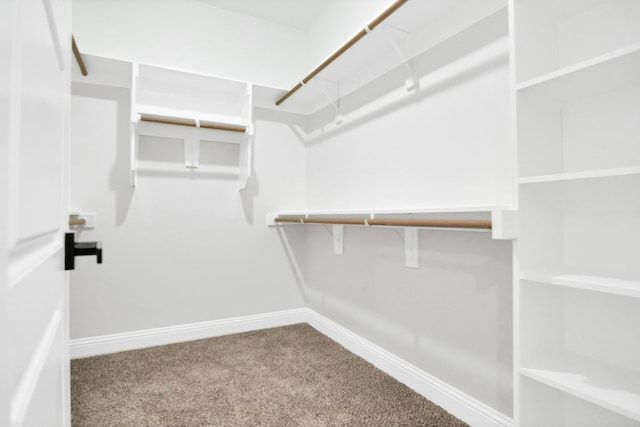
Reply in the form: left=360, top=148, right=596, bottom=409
left=273, top=0, right=507, bottom=115
left=129, top=63, right=255, bottom=190
left=133, top=64, right=253, bottom=130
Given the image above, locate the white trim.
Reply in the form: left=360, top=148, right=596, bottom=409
left=70, top=308, right=512, bottom=426
left=70, top=308, right=308, bottom=359
left=306, top=310, right=513, bottom=427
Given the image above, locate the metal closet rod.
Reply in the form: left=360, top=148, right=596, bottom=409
left=275, top=0, right=409, bottom=106
left=139, top=114, right=247, bottom=133
left=274, top=217, right=492, bottom=230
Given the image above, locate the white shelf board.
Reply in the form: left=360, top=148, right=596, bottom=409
left=516, top=43, right=640, bottom=101
left=134, top=104, right=248, bottom=128
left=268, top=206, right=517, bottom=240
left=518, top=166, right=640, bottom=185
left=521, top=353, right=640, bottom=422
left=521, top=272, right=640, bottom=298
left=273, top=205, right=511, bottom=217
left=137, top=63, right=249, bottom=95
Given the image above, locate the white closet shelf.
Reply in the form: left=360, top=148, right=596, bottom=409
left=274, top=0, right=507, bottom=115
left=521, top=272, right=640, bottom=298
left=521, top=353, right=640, bottom=422
left=267, top=207, right=517, bottom=240
left=518, top=166, right=640, bottom=185
left=129, top=62, right=254, bottom=189
left=516, top=42, right=640, bottom=101
left=135, top=106, right=249, bottom=130
left=272, top=205, right=511, bottom=216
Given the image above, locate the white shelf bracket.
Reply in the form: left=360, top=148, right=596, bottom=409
left=380, top=24, right=417, bottom=92
left=318, top=79, right=345, bottom=125
left=332, top=224, right=344, bottom=255
left=404, top=227, right=419, bottom=269
left=129, top=63, right=139, bottom=187
left=184, top=130, right=199, bottom=169
left=239, top=132, right=253, bottom=191
left=130, top=121, right=138, bottom=187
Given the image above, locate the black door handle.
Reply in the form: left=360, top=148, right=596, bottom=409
left=65, top=232, right=102, bottom=270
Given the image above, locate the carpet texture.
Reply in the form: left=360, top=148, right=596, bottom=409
left=71, top=324, right=468, bottom=426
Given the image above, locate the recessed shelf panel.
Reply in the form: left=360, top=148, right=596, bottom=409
left=521, top=353, right=640, bottom=422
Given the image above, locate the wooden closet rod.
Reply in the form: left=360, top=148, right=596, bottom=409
left=275, top=217, right=492, bottom=230
left=139, top=114, right=247, bottom=133
left=72, top=35, right=88, bottom=76
left=275, top=0, right=409, bottom=106
left=200, top=121, right=247, bottom=133
left=140, top=114, right=196, bottom=127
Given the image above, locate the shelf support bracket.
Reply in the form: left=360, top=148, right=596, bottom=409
left=380, top=24, right=417, bottom=91
left=130, top=122, right=138, bottom=187
left=332, top=224, right=344, bottom=255
left=404, top=228, right=419, bottom=268
left=184, top=130, right=199, bottom=169
left=318, top=79, right=345, bottom=125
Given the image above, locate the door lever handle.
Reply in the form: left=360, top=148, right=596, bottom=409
left=65, top=232, right=102, bottom=270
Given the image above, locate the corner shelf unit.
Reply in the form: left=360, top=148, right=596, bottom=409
left=512, top=0, right=640, bottom=425
left=130, top=64, right=254, bottom=189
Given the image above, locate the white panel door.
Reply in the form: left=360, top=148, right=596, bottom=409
left=1, top=0, right=71, bottom=425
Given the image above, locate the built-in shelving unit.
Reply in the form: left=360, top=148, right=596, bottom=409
left=512, top=0, right=640, bottom=424
left=130, top=64, right=254, bottom=189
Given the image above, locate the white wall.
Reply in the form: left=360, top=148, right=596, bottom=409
left=70, top=83, right=306, bottom=338
left=305, top=11, right=512, bottom=210
left=288, top=11, right=514, bottom=416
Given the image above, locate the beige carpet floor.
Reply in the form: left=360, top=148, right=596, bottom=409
left=71, top=324, right=468, bottom=426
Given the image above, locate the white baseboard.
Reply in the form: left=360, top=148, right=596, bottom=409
left=306, top=310, right=513, bottom=427
left=70, top=308, right=308, bottom=359
left=70, top=307, right=512, bottom=426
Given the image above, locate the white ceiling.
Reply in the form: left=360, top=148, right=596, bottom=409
left=198, top=0, right=334, bottom=31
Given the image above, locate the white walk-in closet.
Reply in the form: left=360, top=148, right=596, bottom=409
left=2, top=0, right=638, bottom=425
